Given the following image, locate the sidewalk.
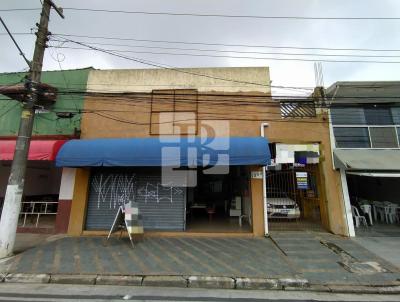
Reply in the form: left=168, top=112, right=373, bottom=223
left=1, top=232, right=400, bottom=292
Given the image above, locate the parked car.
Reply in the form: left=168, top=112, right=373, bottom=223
left=266, top=190, right=300, bottom=219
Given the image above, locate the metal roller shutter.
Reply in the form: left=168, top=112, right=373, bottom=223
left=85, top=168, right=186, bottom=231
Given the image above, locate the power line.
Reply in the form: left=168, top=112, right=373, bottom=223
left=49, top=38, right=400, bottom=59
left=52, top=36, right=306, bottom=90
left=50, top=45, right=400, bottom=64
left=2, top=7, right=400, bottom=21
left=0, top=32, right=33, bottom=36
left=51, top=33, right=400, bottom=53
left=0, top=17, right=31, bottom=68
left=5, top=32, right=400, bottom=53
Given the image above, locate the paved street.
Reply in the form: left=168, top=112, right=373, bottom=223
left=0, top=283, right=399, bottom=302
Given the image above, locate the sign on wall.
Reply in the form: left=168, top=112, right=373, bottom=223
left=275, top=144, right=320, bottom=164
left=296, top=172, right=308, bottom=190
left=251, top=171, right=263, bottom=179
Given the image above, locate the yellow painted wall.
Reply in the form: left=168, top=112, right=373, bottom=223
left=67, top=168, right=90, bottom=236
left=250, top=167, right=265, bottom=236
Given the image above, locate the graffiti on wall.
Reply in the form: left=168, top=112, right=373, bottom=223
left=91, top=173, right=136, bottom=209
left=137, top=182, right=183, bottom=203
left=91, top=173, right=184, bottom=208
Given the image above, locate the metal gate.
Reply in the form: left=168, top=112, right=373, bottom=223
left=265, top=165, right=323, bottom=231
left=85, top=168, right=186, bottom=231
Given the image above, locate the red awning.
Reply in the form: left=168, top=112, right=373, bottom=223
left=0, top=140, right=66, bottom=161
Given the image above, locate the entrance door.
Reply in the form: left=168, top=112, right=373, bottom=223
left=185, top=166, right=252, bottom=233
left=85, top=168, right=186, bottom=231
left=265, top=165, right=324, bottom=232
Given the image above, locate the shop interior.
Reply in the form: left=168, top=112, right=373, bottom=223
left=347, top=173, right=400, bottom=237
left=0, top=161, right=62, bottom=229
left=185, top=166, right=252, bottom=233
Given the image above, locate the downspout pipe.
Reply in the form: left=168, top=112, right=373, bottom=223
left=260, top=122, right=269, bottom=237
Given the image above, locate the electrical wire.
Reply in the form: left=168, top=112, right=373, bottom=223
left=4, top=32, right=400, bottom=53
left=46, top=37, right=400, bottom=98
left=48, top=40, right=400, bottom=59
left=50, top=33, right=400, bottom=53
left=51, top=36, right=307, bottom=90
left=0, top=17, right=31, bottom=68
left=2, top=7, right=400, bottom=20
left=50, top=45, right=400, bottom=64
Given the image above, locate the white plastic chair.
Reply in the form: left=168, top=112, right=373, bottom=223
left=372, top=201, right=385, bottom=222
left=351, top=206, right=368, bottom=228
left=360, top=204, right=373, bottom=226
left=384, top=203, right=398, bottom=224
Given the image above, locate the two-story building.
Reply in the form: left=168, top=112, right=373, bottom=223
left=55, top=67, right=349, bottom=237
left=326, top=81, right=400, bottom=236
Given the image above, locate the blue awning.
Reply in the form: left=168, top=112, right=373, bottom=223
left=56, top=137, right=270, bottom=167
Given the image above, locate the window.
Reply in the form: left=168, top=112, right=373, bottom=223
left=280, top=101, right=316, bottom=118
left=334, top=127, right=370, bottom=148
left=392, top=107, right=400, bottom=124
left=369, top=127, right=398, bottom=148
left=330, top=107, right=365, bottom=125
left=150, top=89, right=198, bottom=135
left=365, top=106, right=393, bottom=125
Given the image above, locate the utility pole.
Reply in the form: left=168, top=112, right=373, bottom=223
left=0, top=0, right=64, bottom=258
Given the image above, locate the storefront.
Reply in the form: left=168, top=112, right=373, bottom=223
left=0, top=139, right=67, bottom=233
left=334, top=149, right=400, bottom=236
left=56, top=136, right=270, bottom=235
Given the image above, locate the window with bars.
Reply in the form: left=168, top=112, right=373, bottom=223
left=280, top=101, right=316, bottom=118
left=150, top=89, right=198, bottom=135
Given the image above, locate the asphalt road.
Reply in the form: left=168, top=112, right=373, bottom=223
left=0, top=284, right=399, bottom=302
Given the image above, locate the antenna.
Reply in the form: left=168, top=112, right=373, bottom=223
left=314, top=62, right=324, bottom=87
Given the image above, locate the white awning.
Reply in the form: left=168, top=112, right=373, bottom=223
left=333, top=149, right=400, bottom=171
left=346, top=172, right=400, bottom=178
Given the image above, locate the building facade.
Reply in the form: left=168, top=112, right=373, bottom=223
left=55, top=67, right=350, bottom=237
left=327, top=81, right=400, bottom=236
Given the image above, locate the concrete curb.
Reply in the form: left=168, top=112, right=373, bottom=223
left=188, top=276, right=235, bottom=289
left=96, top=275, right=143, bottom=286
left=1, top=273, right=400, bottom=293
left=5, top=273, right=50, bottom=284
left=236, top=277, right=281, bottom=290
left=143, top=276, right=187, bottom=288
left=50, top=274, right=97, bottom=285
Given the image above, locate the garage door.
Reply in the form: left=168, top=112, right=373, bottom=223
left=85, top=168, right=186, bottom=231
